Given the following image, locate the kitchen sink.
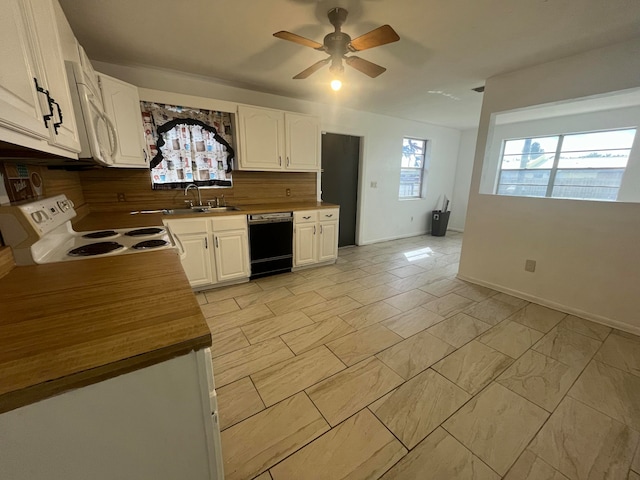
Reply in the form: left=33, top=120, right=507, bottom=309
left=163, top=206, right=240, bottom=215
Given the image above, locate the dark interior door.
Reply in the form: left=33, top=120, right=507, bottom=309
left=321, top=132, right=360, bottom=247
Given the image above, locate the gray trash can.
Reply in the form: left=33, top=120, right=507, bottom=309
left=431, top=210, right=450, bottom=236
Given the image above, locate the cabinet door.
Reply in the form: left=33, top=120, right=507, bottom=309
left=237, top=105, right=284, bottom=171
left=27, top=0, right=80, bottom=153
left=175, top=233, right=215, bottom=287
left=0, top=0, right=50, bottom=142
left=294, top=223, right=317, bottom=267
left=318, top=221, right=339, bottom=262
left=285, top=113, right=319, bottom=171
left=213, top=229, right=249, bottom=282
left=99, top=73, right=147, bottom=168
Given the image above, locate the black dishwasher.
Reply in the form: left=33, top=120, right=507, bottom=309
left=248, top=212, right=293, bottom=279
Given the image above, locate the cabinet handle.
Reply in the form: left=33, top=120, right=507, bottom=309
left=325, top=214, right=333, bottom=218
left=279, top=156, right=282, bottom=166
left=205, top=237, right=208, bottom=249
left=287, top=156, right=290, bottom=167
left=215, top=236, right=219, bottom=248
left=320, top=225, right=323, bottom=234
left=313, top=225, right=316, bottom=235
left=33, top=78, right=53, bottom=128
left=51, top=98, right=63, bottom=135
left=303, top=216, right=311, bottom=220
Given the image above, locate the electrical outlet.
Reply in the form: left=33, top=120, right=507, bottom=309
left=525, top=259, right=536, bottom=273
left=370, top=181, right=377, bottom=188
left=286, top=188, right=291, bottom=196
left=117, top=193, right=126, bottom=202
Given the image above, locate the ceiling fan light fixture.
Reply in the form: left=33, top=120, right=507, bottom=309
left=330, top=79, right=342, bottom=91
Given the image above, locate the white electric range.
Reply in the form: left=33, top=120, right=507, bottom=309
left=0, top=194, right=173, bottom=265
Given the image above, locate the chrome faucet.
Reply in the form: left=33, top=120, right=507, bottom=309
left=184, top=183, right=202, bottom=206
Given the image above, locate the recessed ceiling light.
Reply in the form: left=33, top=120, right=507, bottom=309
left=331, top=79, right=342, bottom=91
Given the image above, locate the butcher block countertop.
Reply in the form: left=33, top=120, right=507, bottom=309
left=0, top=250, right=211, bottom=414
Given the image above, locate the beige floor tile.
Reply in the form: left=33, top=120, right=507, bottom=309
left=560, top=315, right=611, bottom=341
left=204, top=282, right=262, bottom=303
left=382, top=307, right=445, bottom=338
left=253, top=272, right=306, bottom=291
left=443, top=383, right=549, bottom=476
left=241, top=310, right=314, bottom=344
left=347, top=284, right=403, bottom=306
left=297, top=265, right=343, bottom=280
left=384, top=289, right=437, bottom=312
left=594, top=333, right=640, bottom=377
left=376, top=330, right=455, bottom=380
left=212, top=337, right=294, bottom=387
left=286, top=277, right=336, bottom=296
left=529, top=396, right=639, bottom=480
left=381, top=427, right=499, bottom=480
left=200, top=298, right=240, bottom=318
left=533, top=326, right=601, bottom=369
left=357, top=271, right=400, bottom=288
left=340, top=301, right=403, bottom=330
left=433, top=340, right=513, bottom=395
left=217, top=377, right=265, bottom=430
left=490, top=293, right=529, bottom=309
left=211, top=327, right=250, bottom=358
left=325, top=269, right=370, bottom=284
left=301, top=296, right=362, bottom=322
left=326, top=324, right=403, bottom=366
left=464, top=297, right=523, bottom=326
left=270, top=409, right=407, bottom=480
left=420, top=278, right=465, bottom=297
left=253, top=472, right=272, bottom=480
left=221, top=392, right=329, bottom=480
left=387, top=274, right=434, bottom=293
left=251, top=346, right=345, bottom=406
left=388, top=264, right=427, bottom=278
left=509, top=304, right=567, bottom=333
left=207, top=304, right=274, bottom=334
left=504, top=450, right=569, bottom=480
left=234, top=286, right=293, bottom=309
left=370, top=369, right=470, bottom=449
left=306, top=357, right=404, bottom=426
left=454, top=284, right=499, bottom=302
left=568, top=360, right=640, bottom=430
left=195, top=292, right=207, bottom=305
left=315, top=280, right=366, bottom=300
left=479, top=320, right=544, bottom=358
left=427, top=313, right=492, bottom=348
left=360, top=260, right=408, bottom=274
left=266, top=291, right=325, bottom=316
left=497, top=350, right=580, bottom=412
left=423, top=293, right=475, bottom=318
left=280, top=316, right=355, bottom=354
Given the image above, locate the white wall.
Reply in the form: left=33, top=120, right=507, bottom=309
left=459, top=37, right=640, bottom=333
left=93, top=61, right=461, bottom=245
left=449, top=128, right=478, bottom=231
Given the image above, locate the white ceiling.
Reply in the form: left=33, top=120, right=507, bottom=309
left=58, top=0, right=640, bottom=130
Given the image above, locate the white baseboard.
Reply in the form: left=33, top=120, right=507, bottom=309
left=359, top=231, right=428, bottom=246
left=457, top=273, right=640, bottom=336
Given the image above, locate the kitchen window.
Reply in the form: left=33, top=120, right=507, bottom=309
left=496, top=128, right=637, bottom=201
left=399, top=137, right=427, bottom=199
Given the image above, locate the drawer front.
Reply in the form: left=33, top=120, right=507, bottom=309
left=163, top=218, right=209, bottom=234
left=318, top=208, right=339, bottom=221
left=294, top=210, right=318, bottom=224
left=211, top=215, right=247, bottom=232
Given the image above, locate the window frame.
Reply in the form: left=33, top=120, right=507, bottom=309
left=495, top=127, right=636, bottom=201
left=399, top=137, right=428, bottom=200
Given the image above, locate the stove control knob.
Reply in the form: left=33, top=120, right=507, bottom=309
left=31, top=211, right=47, bottom=224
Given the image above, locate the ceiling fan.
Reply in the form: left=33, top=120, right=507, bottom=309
left=273, top=7, right=400, bottom=84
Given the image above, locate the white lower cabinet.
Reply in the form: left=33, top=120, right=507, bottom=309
left=293, top=208, right=339, bottom=268
left=164, top=215, right=249, bottom=289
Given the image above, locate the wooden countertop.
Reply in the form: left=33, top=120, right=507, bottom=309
left=0, top=250, right=211, bottom=414
left=74, top=202, right=339, bottom=228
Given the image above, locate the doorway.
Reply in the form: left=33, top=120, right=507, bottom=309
left=321, top=132, right=360, bottom=247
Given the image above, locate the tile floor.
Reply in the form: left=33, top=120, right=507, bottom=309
left=196, top=232, right=640, bottom=480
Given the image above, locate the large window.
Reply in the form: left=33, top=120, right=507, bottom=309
left=496, top=128, right=636, bottom=201
left=399, top=137, right=427, bottom=198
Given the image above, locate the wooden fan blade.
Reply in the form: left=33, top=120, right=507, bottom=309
left=345, top=56, right=386, bottom=78
left=293, top=59, right=330, bottom=79
left=273, top=31, right=324, bottom=50
left=349, top=25, right=399, bottom=51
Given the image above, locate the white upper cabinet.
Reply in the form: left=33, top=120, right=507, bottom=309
left=237, top=105, right=319, bottom=172
left=98, top=73, right=147, bottom=168
left=0, top=0, right=79, bottom=157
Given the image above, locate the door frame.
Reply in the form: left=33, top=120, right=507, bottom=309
left=320, top=128, right=365, bottom=246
